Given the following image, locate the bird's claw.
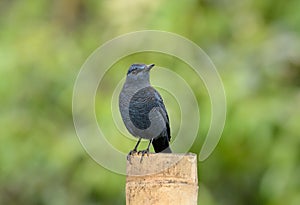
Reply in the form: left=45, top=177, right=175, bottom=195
left=138, top=149, right=150, bottom=163
left=127, top=149, right=150, bottom=163
left=127, top=149, right=137, bottom=163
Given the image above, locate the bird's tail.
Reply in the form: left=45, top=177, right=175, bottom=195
left=152, top=136, right=172, bottom=153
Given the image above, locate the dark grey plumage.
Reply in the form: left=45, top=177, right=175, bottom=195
left=119, top=63, right=172, bottom=156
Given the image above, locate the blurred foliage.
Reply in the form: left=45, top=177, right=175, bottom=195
left=1, top=0, right=300, bottom=204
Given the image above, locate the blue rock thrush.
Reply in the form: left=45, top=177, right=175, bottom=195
left=119, top=63, right=172, bottom=159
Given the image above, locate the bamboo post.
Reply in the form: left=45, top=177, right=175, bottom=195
left=126, top=153, right=198, bottom=205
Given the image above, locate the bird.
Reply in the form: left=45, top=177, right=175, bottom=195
left=119, top=63, right=172, bottom=160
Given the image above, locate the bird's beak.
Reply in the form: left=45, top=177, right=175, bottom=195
left=147, top=64, right=155, bottom=71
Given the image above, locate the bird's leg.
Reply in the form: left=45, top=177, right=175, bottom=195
left=127, top=138, right=142, bottom=162
left=132, top=137, right=142, bottom=152
left=139, top=138, right=153, bottom=163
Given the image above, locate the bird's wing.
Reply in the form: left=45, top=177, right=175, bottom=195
left=128, top=87, right=171, bottom=141
left=152, top=88, right=171, bottom=141
left=129, top=87, right=158, bottom=130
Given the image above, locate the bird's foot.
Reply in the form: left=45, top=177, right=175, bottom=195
left=127, top=149, right=138, bottom=163
left=138, top=149, right=150, bottom=163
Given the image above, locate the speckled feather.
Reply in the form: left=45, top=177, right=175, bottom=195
left=129, top=86, right=171, bottom=141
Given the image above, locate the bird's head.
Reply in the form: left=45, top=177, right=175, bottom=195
left=127, top=63, right=155, bottom=75
left=125, top=63, right=155, bottom=83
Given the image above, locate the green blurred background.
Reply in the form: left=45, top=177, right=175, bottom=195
left=1, top=0, right=300, bottom=204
